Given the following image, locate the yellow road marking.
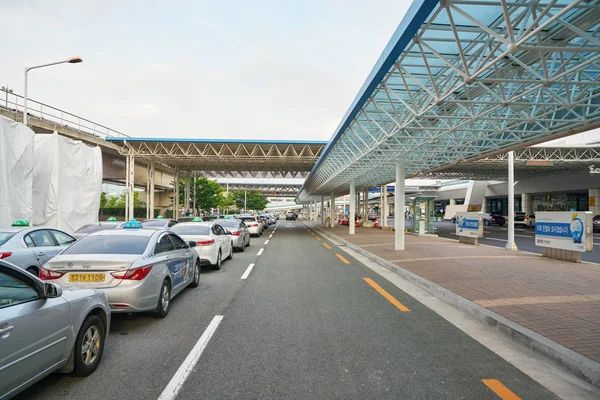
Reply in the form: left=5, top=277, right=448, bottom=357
left=323, top=243, right=331, bottom=249
left=363, top=278, right=410, bottom=312
left=482, top=379, right=521, bottom=400
left=310, top=232, right=315, bottom=236
left=316, top=237, right=321, bottom=241
left=335, top=253, right=350, bottom=264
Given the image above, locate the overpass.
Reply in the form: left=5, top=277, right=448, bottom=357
left=218, top=182, right=303, bottom=197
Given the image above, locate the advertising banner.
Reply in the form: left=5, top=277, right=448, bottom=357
left=535, top=212, right=593, bottom=252
left=455, top=212, right=483, bottom=238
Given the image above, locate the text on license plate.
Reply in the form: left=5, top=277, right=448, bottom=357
left=68, top=273, right=105, bottom=283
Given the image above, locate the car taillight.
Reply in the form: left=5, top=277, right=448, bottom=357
left=250, top=223, right=258, bottom=227
left=0, top=252, right=12, bottom=259
left=111, top=265, right=153, bottom=280
left=231, top=231, right=241, bottom=236
left=196, top=239, right=215, bottom=246
left=40, top=268, right=65, bottom=280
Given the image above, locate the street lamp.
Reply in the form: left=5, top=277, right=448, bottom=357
left=23, top=56, right=83, bottom=126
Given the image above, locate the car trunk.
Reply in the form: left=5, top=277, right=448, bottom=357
left=44, top=254, right=140, bottom=288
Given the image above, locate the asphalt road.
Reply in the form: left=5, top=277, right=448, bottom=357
left=387, top=218, right=600, bottom=264
left=16, top=220, right=559, bottom=400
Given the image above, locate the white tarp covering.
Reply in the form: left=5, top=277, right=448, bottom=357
left=0, top=116, right=34, bottom=226
left=32, top=132, right=102, bottom=233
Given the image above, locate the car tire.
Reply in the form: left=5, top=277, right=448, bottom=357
left=189, top=260, right=200, bottom=288
left=245, top=239, right=250, bottom=247
left=72, top=314, right=105, bottom=377
left=26, top=266, right=39, bottom=277
left=484, top=220, right=489, bottom=226
left=155, top=280, right=171, bottom=318
left=239, top=241, right=245, bottom=252
left=226, top=243, right=233, bottom=260
left=212, top=251, right=222, bottom=270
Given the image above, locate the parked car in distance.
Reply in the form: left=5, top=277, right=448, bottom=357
left=0, top=259, right=110, bottom=399
left=594, top=215, right=600, bottom=233
left=0, top=223, right=76, bottom=276
left=214, top=219, right=250, bottom=252
left=483, top=213, right=505, bottom=226
left=286, top=212, right=297, bottom=221
left=176, top=216, right=202, bottom=223
left=41, top=225, right=200, bottom=317
left=240, top=216, right=263, bottom=237
left=141, top=218, right=178, bottom=229
left=514, top=212, right=535, bottom=227
left=170, top=222, right=233, bottom=270
left=73, top=222, right=122, bottom=240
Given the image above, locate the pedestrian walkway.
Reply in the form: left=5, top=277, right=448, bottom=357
left=306, top=222, right=600, bottom=385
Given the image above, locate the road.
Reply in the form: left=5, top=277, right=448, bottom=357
left=16, top=220, right=561, bottom=400
left=387, top=218, right=600, bottom=264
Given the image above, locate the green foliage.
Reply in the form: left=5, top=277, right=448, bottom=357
left=217, top=193, right=235, bottom=213
left=100, top=192, right=108, bottom=208
left=178, top=177, right=223, bottom=210
left=104, top=192, right=144, bottom=208
left=230, top=190, right=269, bottom=212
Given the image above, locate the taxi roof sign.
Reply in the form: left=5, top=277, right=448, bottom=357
left=123, top=219, right=143, bottom=229
left=156, top=215, right=164, bottom=219
left=107, top=217, right=117, bottom=221
left=192, top=217, right=203, bottom=222
left=11, top=220, right=29, bottom=227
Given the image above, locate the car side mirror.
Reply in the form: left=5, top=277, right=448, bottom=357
left=226, top=231, right=232, bottom=235
left=188, top=241, right=197, bottom=248
left=44, top=283, right=63, bottom=298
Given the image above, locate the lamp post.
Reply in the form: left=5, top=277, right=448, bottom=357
left=23, top=57, right=82, bottom=127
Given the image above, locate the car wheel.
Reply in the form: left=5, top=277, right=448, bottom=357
left=239, top=240, right=245, bottom=252
left=245, top=238, right=250, bottom=247
left=155, top=280, right=171, bottom=318
left=226, top=243, right=233, bottom=260
left=212, top=250, right=222, bottom=270
left=72, top=315, right=105, bottom=377
left=26, top=266, right=39, bottom=277
left=189, top=260, right=200, bottom=288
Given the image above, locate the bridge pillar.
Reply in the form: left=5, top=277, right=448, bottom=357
left=349, top=182, right=356, bottom=235
left=395, top=162, right=405, bottom=251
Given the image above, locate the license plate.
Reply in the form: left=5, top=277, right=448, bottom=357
left=68, top=273, right=105, bottom=283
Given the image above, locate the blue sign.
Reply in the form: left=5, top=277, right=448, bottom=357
left=535, top=220, right=583, bottom=243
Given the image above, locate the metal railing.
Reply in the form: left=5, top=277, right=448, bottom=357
left=0, top=89, right=129, bottom=139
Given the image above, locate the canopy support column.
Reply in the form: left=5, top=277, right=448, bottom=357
left=382, top=185, right=388, bottom=228
left=320, top=196, right=325, bottom=225
left=364, top=189, right=369, bottom=218
left=349, top=182, right=356, bottom=235
left=395, top=162, right=405, bottom=251
left=330, top=193, right=335, bottom=228
left=173, top=168, right=180, bottom=218
left=125, top=155, right=135, bottom=221
left=149, top=162, right=155, bottom=219
left=505, top=151, right=518, bottom=251
left=184, top=171, right=191, bottom=214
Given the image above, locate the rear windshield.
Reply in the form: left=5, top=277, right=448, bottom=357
left=240, top=217, right=256, bottom=222
left=75, top=224, right=104, bottom=234
left=0, top=232, right=16, bottom=246
left=62, top=235, right=150, bottom=255
left=215, top=220, right=238, bottom=228
left=142, top=220, right=167, bottom=228
left=170, top=225, right=210, bottom=236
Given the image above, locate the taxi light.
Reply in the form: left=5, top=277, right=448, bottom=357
left=123, top=219, right=143, bottom=229
left=11, top=219, right=29, bottom=227
left=196, top=239, right=215, bottom=246
left=39, top=268, right=65, bottom=280
left=192, top=217, right=203, bottom=222
left=0, top=252, right=12, bottom=259
left=111, top=265, right=152, bottom=280
left=231, top=231, right=241, bottom=236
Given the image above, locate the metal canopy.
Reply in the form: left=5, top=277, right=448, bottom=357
left=298, top=0, right=600, bottom=202
left=219, top=182, right=303, bottom=197
left=105, top=138, right=327, bottom=178
left=418, top=145, right=600, bottom=179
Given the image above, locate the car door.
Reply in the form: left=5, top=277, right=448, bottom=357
left=240, top=222, right=250, bottom=245
left=153, top=233, right=185, bottom=296
left=23, top=230, right=61, bottom=267
left=167, top=234, right=193, bottom=293
left=0, top=265, right=70, bottom=398
left=214, top=225, right=231, bottom=255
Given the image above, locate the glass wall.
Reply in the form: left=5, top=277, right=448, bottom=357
left=531, top=192, right=588, bottom=211
left=486, top=197, right=521, bottom=216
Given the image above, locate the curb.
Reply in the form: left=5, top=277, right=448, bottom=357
left=309, top=223, right=600, bottom=389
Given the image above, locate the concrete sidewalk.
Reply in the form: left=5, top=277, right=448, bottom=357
left=306, top=222, right=600, bottom=388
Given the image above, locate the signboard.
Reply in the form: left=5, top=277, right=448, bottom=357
left=535, top=212, right=592, bottom=252
left=455, top=212, right=483, bottom=238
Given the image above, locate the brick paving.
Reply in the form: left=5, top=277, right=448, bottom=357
left=310, top=223, right=600, bottom=365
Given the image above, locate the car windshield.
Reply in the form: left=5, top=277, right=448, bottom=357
left=0, top=232, right=16, bottom=246
left=61, top=235, right=150, bottom=255
left=142, top=220, right=168, bottom=228
left=216, top=220, right=238, bottom=228
left=75, top=224, right=104, bottom=234
left=171, top=225, right=211, bottom=235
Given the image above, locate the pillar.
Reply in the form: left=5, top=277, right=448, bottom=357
left=395, top=162, right=405, bottom=250
left=146, top=164, right=151, bottom=219
left=330, top=193, right=335, bottom=227
left=506, top=151, right=518, bottom=251
left=450, top=198, right=456, bottom=206
left=184, top=171, right=191, bottom=213
left=126, top=155, right=135, bottom=221
left=320, top=196, right=325, bottom=224
left=589, top=189, right=600, bottom=215
left=173, top=168, right=180, bottom=218
left=382, top=185, right=388, bottom=228
left=149, top=162, right=155, bottom=218
left=363, top=189, right=369, bottom=217
left=521, top=193, right=531, bottom=214
left=349, top=182, right=356, bottom=235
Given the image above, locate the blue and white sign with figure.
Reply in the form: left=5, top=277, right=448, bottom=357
left=535, top=212, right=593, bottom=252
left=455, top=212, right=483, bottom=238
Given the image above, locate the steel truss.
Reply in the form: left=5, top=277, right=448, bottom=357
left=106, top=140, right=326, bottom=179
left=219, top=182, right=302, bottom=196
left=299, top=0, right=600, bottom=201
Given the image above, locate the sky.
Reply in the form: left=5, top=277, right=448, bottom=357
left=1, top=0, right=414, bottom=142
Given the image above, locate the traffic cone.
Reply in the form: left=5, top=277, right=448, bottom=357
left=374, top=216, right=379, bottom=228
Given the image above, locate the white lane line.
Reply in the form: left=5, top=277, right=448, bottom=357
left=158, top=315, right=223, bottom=400
left=257, top=248, right=264, bottom=256
left=241, top=263, right=255, bottom=280
left=484, top=237, right=508, bottom=242
left=269, top=234, right=273, bottom=238
left=264, top=239, right=269, bottom=245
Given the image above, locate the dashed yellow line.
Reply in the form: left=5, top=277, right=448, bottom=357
left=335, top=253, right=350, bottom=264
left=482, top=379, right=521, bottom=400
left=316, top=237, right=321, bottom=241
left=310, top=232, right=315, bottom=236
left=323, top=243, right=331, bottom=249
left=363, top=277, right=410, bottom=312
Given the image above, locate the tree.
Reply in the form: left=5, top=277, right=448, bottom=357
left=104, top=192, right=143, bottom=208
left=230, top=190, right=268, bottom=212
left=217, top=193, right=235, bottom=213
left=179, top=177, right=223, bottom=211
left=100, top=192, right=108, bottom=208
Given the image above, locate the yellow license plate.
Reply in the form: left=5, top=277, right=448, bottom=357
left=68, top=273, right=105, bottom=283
